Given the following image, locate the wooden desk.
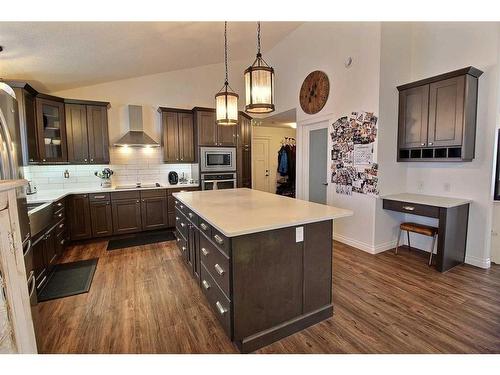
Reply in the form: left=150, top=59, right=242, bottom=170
left=382, top=193, right=471, bottom=272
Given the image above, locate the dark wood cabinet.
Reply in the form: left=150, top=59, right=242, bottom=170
left=68, top=194, right=92, bottom=240
left=90, top=200, right=113, bottom=237
left=66, top=104, right=89, bottom=163
left=66, top=103, right=109, bottom=164
left=33, top=225, right=57, bottom=291
left=87, top=105, right=110, bottom=163
left=237, top=112, right=252, bottom=188
left=43, top=228, right=57, bottom=267
left=35, top=97, right=68, bottom=163
left=112, top=199, right=142, bottom=235
left=194, top=107, right=236, bottom=147
left=397, top=66, right=482, bottom=162
left=141, top=196, right=168, bottom=231
left=160, top=108, right=195, bottom=163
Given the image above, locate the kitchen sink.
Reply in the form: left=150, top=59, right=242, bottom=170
left=114, top=182, right=161, bottom=189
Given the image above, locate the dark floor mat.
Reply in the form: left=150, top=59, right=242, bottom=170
left=38, top=258, right=98, bottom=302
left=106, top=230, right=176, bottom=251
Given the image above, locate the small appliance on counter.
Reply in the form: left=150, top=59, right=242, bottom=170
left=168, top=171, right=179, bottom=185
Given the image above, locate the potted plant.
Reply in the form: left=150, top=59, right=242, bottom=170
left=95, top=168, right=114, bottom=188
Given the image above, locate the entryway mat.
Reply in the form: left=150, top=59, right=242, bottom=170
left=106, top=230, right=176, bottom=251
left=37, top=258, right=98, bottom=302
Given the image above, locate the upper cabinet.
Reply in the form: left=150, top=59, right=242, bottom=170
left=66, top=102, right=110, bottom=164
left=160, top=108, right=195, bottom=163
left=194, top=107, right=236, bottom=147
left=35, top=96, right=68, bottom=163
left=397, top=67, right=482, bottom=162
left=237, top=112, right=252, bottom=189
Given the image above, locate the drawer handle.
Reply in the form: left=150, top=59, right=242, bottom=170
left=176, top=216, right=180, bottom=221
left=57, top=202, right=63, bottom=207
left=201, top=247, right=209, bottom=256
left=176, top=238, right=181, bottom=242
left=188, top=212, right=194, bottom=218
left=59, top=223, right=64, bottom=229
left=37, top=275, right=47, bottom=290
left=180, top=222, right=186, bottom=228
left=202, top=280, right=210, bottom=290
left=180, top=205, right=184, bottom=209
left=175, top=201, right=178, bottom=205
left=93, top=195, right=106, bottom=199
left=213, top=234, right=224, bottom=245
left=60, top=239, right=65, bottom=246
left=215, top=301, right=227, bottom=315
left=200, top=223, right=208, bottom=231
left=182, top=246, right=186, bottom=252
left=58, top=213, right=63, bottom=218
left=402, top=206, right=415, bottom=211
left=214, top=263, right=225, bottom=276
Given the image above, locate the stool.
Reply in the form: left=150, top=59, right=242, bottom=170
left=395, top=222, right=438, bottom=265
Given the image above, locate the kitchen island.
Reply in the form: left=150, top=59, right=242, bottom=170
left=172, top=188, right=352, bottom=352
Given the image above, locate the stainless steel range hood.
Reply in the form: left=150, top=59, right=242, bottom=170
left=114, top=105, right=160, bottom=147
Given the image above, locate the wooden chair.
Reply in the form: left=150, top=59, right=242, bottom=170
left=395, top=222, right=438, bottom=265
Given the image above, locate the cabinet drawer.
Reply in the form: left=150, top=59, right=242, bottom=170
left=382, top=199, right=439, bottom=218
left=175, top=231, right=188, bottom=258
left=175, top=208, right=189, bottom=239
left=111, top=190, right=140, bottom=200
left=55, top=219, right=66, bottom=237
left=89, top=192, right=111, bottom=201
left=140, top=189, right=166, bottom=198
left=211, top=227, right=230, bottom=255
left=185, top=208, right=198, bottom=226
left=176, top=200, right=188, bottom=215
left=53, top=207, right=65, bottom=221
left=53, top=197, right=65, bottom=210
left=199, top=233, right=230, bottom=296
left=198, top=218, right=212, bottom=238
left=200, top=263, right=231, bottom=336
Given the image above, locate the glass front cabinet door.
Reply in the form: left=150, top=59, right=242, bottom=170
left=35, top=97, right=67, bottom=163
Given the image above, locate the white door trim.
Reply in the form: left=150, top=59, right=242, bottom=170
left=252, top=136, right=271, bottom=193
left=296, top=114, right=336, bottom=201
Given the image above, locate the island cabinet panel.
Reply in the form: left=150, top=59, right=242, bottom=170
left=232, top=226, right=304, bottom=340
left=68, top=194, right=92, bottom=240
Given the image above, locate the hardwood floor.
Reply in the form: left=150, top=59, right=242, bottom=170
left=38, top=239, right=500, bottom=354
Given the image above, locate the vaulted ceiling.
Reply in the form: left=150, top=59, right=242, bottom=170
left=0, top=22, right=302, bottom=92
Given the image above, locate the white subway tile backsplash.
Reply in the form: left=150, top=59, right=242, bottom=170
left=24, top=146, right=198, bottom=192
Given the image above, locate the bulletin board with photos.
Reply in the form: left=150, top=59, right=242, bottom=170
left=330, top=111, right=378, bottom=196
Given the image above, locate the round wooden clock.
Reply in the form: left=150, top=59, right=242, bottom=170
left=299, top=70, right=330, bottom=114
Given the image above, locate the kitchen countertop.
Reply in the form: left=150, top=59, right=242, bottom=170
left=26, top=183, right=199, bottom=204
left=173, top=188, right=353, bottom=237
left=0, top=179, right=27, bottom=193
left=381, top=193, right=472, bottom=208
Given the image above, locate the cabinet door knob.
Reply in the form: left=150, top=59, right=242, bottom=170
left=428, top=142, right=433, bottom=146
left=214, top=263, right=225, bottom=275
left=420, top=143, right=426, bottom=146
left=136, top=200, right=140, bottom=203
left=84, top=159, right=88, bottom=162
left=42, top=159, right=46, bottom=162
left=90, top=158, right=94, bottom=162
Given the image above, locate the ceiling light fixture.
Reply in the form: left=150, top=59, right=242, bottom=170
left=215, top=21, right=238, bottom=126
left=244, top=22, right=275, bottom=114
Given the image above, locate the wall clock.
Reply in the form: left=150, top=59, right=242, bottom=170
left=299, top=70, right=330, bottom=115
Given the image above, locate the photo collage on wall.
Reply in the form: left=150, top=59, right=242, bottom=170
left=330, top=111, right=378, bottom=196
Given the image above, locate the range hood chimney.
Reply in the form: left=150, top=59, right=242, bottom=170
left=114, top=105, right=160, bottom=147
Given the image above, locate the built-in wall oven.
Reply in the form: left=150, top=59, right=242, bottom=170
left=201, top=172, right=237, bottom=190
left=200, top=147, right=236, bottom=173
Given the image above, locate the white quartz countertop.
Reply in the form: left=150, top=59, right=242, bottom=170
left=173, top=188, right=353, bottom=237
left=26, top=183, right=199, bottom=204
left=381, top=193, right=472, bottom=208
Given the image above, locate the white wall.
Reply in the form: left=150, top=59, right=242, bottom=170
left=401, top=23, right=500, bottom=268
left=252, top=126, right=296, bottom=193
left=266, top=22, right=382, bottom=250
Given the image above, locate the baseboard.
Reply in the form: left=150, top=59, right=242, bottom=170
left=334, top=233, right=396, bottom=254
left=465, top=255, right=491, bottom=269
left=334, top=233, right=491, bottom=269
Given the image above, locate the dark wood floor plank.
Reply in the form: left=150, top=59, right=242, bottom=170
left=37, top=239, right=500, bottom=354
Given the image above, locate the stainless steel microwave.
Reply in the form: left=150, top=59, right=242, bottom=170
left=200, top=147, right=236, bottom=172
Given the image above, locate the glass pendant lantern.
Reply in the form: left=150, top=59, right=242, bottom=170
left=215, top=22, right=239, bottom=126
left=245, top=22, right=275, bottom=114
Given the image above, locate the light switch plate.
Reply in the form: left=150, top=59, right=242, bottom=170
left=296, top=226, right=304, bottom=242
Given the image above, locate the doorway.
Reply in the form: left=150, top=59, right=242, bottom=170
left=308, top=128, right=328, bottom=204
left=252, top=137, right=271, bottom=192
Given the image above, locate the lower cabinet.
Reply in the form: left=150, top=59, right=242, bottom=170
left=140, top=190, right=168, bottom=231
left=68, top=194, right=92, bottom=240
left=90, top=200, right=113, bottom=237
left=33, top=225, right=58, bottom=291
left=111, top=199, right=142, bottom=235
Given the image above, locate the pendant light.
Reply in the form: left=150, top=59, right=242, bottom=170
left=244, top=22, right=275, bottom=114
left=215, top=22, right=239, bottom=126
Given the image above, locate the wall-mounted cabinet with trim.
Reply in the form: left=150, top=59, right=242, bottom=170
left=397, top=66, right=483, bottom=162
